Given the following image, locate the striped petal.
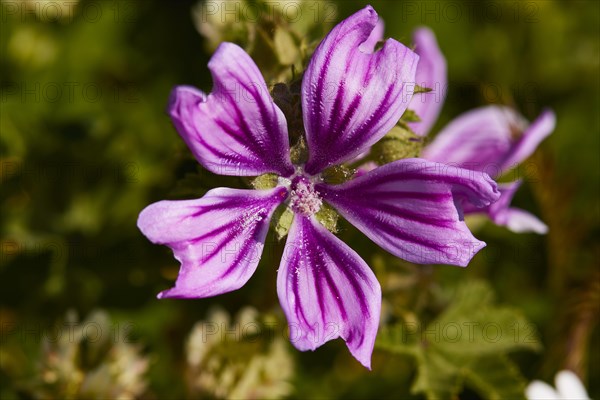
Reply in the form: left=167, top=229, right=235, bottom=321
left=318, top=159, right=500, bottom=266
left=137, top=187, right=288, bottom=298
left=487, top=181, right=548, bottom=234
left=502, top=208, right=548, bottom=234
left=301, top=6, right=419, bottom=175
left=462, top=179, right=521, bottom=217
left=500, top=108, right=556, bottom=172
left=277, top=214, right=381, bottom=369
left=464, top=181, right=548, bottom=234
left=423, top=106, right=555, bottom=178
left=407, top=27, right=447, bottom=136
left=360, top=18, right=384, bottom=52
left=168, top=43, right=295, bottom=177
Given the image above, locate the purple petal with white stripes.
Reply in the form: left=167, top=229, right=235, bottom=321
left=318, top=159, right=500, bottom=266
left=137, top=187, right=288, bottom=298
left=464, top=181, right=548, bottom=234
left=407, top=27, right=447, bottom=137
left=423, top=106, right=555, bottom=177
left=360, top=18, right=384, bottom=52
left=168, top=43, right=294, bottom=177
left=301, top=6, right=419, bottom=175
left=277, top=214, right=381, bottom=369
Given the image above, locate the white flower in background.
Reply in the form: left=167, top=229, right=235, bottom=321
left=34, top=310, right=149, bottom=400
left=526, top=370, right=590, bottom=400
left=186, top=307, right=294, bottom=399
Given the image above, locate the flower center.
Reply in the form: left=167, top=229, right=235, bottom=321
left=289, top=176, right=322, bottom=216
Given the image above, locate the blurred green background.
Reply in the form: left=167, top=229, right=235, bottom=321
left=1, top=0, right=598, bottom=399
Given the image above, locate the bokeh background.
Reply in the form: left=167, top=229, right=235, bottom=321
left=1, top=0, right=598, bottom=399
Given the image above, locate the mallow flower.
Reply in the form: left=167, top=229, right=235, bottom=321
left=138, top=6, right=499, bottom=368
left=369, top=24, right=555, bottom=234
left=412, top=27, right=556, bottom=234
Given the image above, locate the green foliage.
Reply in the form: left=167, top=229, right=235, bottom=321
left=194, top=0, right=336, bottom=82
left=274, top=28, right=301, bottom=65
left=377, top=281, right=541, bottom=400
left=1, top=0, right=598, bottom=398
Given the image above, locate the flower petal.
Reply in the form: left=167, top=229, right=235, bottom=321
left=422, top=106, right=523, bottom=175
left=555, top=370, right=590, bottom=400
left=277, top=214, right=381, bottom=369
left=301, top=5, right=419, bottom=175
left=138, top=187, right=287, bottom=298
left=407, top=27, right=447, bottom=137
left=168, top=43, right=294, bottom=177
left=503, top=208, right=548, bottom=234
left=492, top=181, right=520, bottom=207
left=359, top=18, right=384, bottom=52
left=500, top=108, right=556, bottom=172
left=525, top=381, right=561, bottom=400
left=488, top=181, right=547, bottom=233
left=464, top=181, right=548, bottom=234
left=423, top=106, right=555, bottom=177
left=318, top=159, right=500, bottom=266
left=475, top=180, right=522, bottom=222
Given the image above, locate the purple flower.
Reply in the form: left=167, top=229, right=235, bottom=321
left=138, top=6, right=499, bottom=368
left=372, top=26, right=555, bottom=233
left=422, top=105, right=555, bottom=234
left=407, top=27, right=448, bottom=137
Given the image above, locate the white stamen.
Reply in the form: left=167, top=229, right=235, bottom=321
left=289, top=179, right=322, bottom=216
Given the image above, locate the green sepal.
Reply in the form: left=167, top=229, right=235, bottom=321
left=270, top=202, right=339, bottom=240
left=320, top=165, right=354, bottom=185
left=371, top=125, right=424, bottom=165
left=400, top=108, right=422, bottom=123
left=272, top=206, right=294, bottom=240
left=315, top=203, right=339, bottom=234
left=290, top=136, right=308, bottom=165
left=414, top=84, right=433, bottom=94
left=251, top=173, right=279, bottom=190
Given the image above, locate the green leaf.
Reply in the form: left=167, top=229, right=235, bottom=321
left=463, top=356, right=528, bottom=400
left=434, top=281, right=541, bottom=357
left=376, top=322, right=420, bottom=356
left=412, top=347, right=462, bottom=400
left=376, top=280, right=540, bottom=400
